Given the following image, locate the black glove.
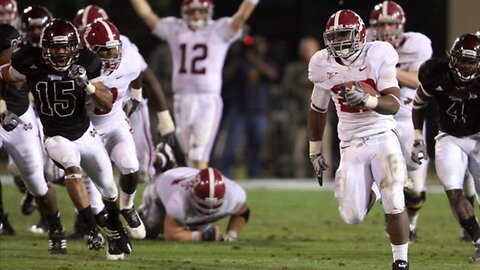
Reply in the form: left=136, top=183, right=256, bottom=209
left=309, top=153, right=328, bottom=186
left=201, top=227, right=218, bottom=241
left=69, top=64, right=89, bottom=88
left=162, top=131, right=176, bottom=147
left=0, top=110, right=23, bottom=131
left=411, top=139, right=428, bottom=165
left=340, top=82, right=369, bottom=108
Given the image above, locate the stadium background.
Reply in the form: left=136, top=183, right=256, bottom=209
left=1, top=0, right=479, bottom=179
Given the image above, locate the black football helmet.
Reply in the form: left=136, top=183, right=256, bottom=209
left=21, top=5, right=53, bottom=47
left=0, top=23, right=21, bottom=51
left=449, top=33, right=480, bottom=82
left=41, top=19, right=80, bottom=71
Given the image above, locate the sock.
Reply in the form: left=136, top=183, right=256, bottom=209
left=460, top=216, right=480, bottom=242
left=45, top=211, right=63, bottom=232
left=78, top=206, right=97, bottom=232
left=120, top=190, right=136, bottom=210
left=391, top=243, right=408, bottom=262
left=103, top=198, right=120, bottom=230
left=409, top=214, right=418, bottom=231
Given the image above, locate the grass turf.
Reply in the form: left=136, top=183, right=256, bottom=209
left=0, top=183, right=479, bottom=270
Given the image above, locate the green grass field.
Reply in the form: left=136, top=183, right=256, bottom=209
left=1, top=183, right=480, bottom=270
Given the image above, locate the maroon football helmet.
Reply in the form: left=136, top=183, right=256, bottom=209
left=449, top=33, right=480, bottom=82
left=369, top=1, right=405, bottom=47
left=0, top=0, right=18, bottom=26
left=191, top=168, right=226, bottom=215
left=41, top=19, right=80, bottom=71
left=323, top=9, right=366, bottom=59
left=73, top=5, right=109, bottom=34
left=21, top=5, right=53, bottom=47
left=83, top=19, right=121, bottom=75
left=181, top=0, right=213, bottom=30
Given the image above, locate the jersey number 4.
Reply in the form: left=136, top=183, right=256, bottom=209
left=179, top=43, right=207, bottom=74
left=446, top=101, right=466, bottom=124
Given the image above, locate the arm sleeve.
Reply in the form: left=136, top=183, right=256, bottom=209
left=152, top=17, right=176, bottom=41
left=310, top=83, right=331, bottom=112
left=377, top=45, right=399, bottom=92
left=216, top=18, right=241, bottom=43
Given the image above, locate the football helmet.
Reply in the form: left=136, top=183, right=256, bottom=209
left=181, top=0, right=213, bottom=30
left=191, top=168, right=226, bottom=215
left=449, top=33, right=480, bottom=82
left=83, top=19, right=121, bottom=75
left=0, top=24, right=21, bottom=52
left=0, top=0, right=18, bottom=26
left=73, top=5, right=109, bottom=34
left=323, top=9, right=366, bottom=59
left=21, top=5, right=53, bottom=47
left=369, top=1, right=405, bottom=47
left=41, top=19, right=80, bottom=72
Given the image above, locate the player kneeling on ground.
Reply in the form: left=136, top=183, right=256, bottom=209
left=138, top=167, right=249, bottom=242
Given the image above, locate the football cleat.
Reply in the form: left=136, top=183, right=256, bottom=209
left=392, top=260, right=409, bottom=270
left=20, top=192, right=36, bottom=215
left=470, top=244, right=480, bottom=263
left=86, top=228, right=105, bottom=251
left=0, top=213, right=16, bottom=236
left=120, top=207, right=146, bottom=239
left=104, top=226, right=132, bottom=260
left=48, top=229, right=67, bottom=254
left=408, top=229, right=417, bottom=243
left=28, top=215, right=49, bottom=234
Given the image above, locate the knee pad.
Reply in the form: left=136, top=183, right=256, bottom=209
left=381, top=154, right=407, bottom=214
left=405, top=191, right=426, bottom=211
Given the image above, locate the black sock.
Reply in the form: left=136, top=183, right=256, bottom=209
left=94, top=209, right=107, bottom=228
left=45, top=211, right=63, bottom=232
left=103, top=199, right=120, bottom=230
left=460, top=216, right=480, bottom=242
left=78, top=206, right=97, bottom=232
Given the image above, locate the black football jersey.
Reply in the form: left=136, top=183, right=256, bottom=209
left=419, top=58, right=480, bottom=137
left=2, top=81, right=29, bottom=117
left=10, top=47, right=102, bottom=140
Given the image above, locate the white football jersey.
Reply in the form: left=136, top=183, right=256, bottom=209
left=152, top=17, right=241, bottom=95
left=394, top=32, right=432, bottom=119
left=309, top=41, right=399, bottom=141
left=88, top=35, right=146, bottom=128
left=152, top=167, right=246, bottom=227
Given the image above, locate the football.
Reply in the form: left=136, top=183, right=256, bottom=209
left=343, top=81, right=378, bottom=96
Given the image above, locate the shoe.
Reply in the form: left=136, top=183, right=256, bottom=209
left=409, top=229, right=417, bottom=243
left=156, top=142, right=177, bottom=172
left=20, top=192, right=36, bottom=215
left=121, top=207, right=146, bottom=239
left=392, top=260, right=409, bottom=270
left=461, top=229, right=472, bottom=242
left=86, top=228, right=105, bottom=251
left=67, top=215, right=87, bottom=240
left=104, top=226, right=132, bottom=260
left=0, top=213, right=16, bottom=236
left=48, top=229, right=67, bottom=254
left=470, top=244, right=480, bottom=263
left=28, top=215, right=49, bottom=234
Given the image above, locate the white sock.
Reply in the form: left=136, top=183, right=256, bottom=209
left=391, top=243, right=408, bottom=262
left=120, top=190, right=136, bottom=210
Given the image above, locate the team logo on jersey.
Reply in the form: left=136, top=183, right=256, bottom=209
left=359, top=66, right=367, bottom=72
left=327, top=71, right=338, bottom=79
left=22, top=122, right=32, bottom=131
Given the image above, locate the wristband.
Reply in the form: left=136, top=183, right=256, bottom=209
left=364, top=95, right=378, bottom=110
left=131, top=87, right=143, bottom=102
left=157, top=110, right=175, bottom=136
left=246, top=0, right=259, bottom=5
left=191, top=231, right=201, bottom=241
left=85, top=82, right=96, bottom=95
left=309, top=141, right=322, bottom=155
left=0, top=99, right=6, bottom=113
left=414, top=129, right=423, bottom=141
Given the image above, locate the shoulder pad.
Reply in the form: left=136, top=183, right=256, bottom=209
left=418, top=58, right=448, bottom=87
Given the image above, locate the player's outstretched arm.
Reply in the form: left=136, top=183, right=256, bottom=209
left=130, top=0, right=160, bottom=31
left=164, top=215, right=221, bottom=241
left=223, top=204, right=249, bottom=242
left=230, top=0, right=260, bottom=33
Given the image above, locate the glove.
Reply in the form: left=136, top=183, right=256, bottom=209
left=162, top=132, right=176, bottom=147
left=69, top=65, right=88, bottom=88
left=201, top=226, right=221, bottom=241
left=70, top=65, right=96, bottom=95
left=341, top=82, right=370, bottom=108
left=309, top=153, right=328, bottom=186
left=123, top=99, right=140, bottom=117
left=221, top=230, right=238, bottom=242
left=0, top=110, right=23, bottom=131
left=411, top=139, right=428, bottom=165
